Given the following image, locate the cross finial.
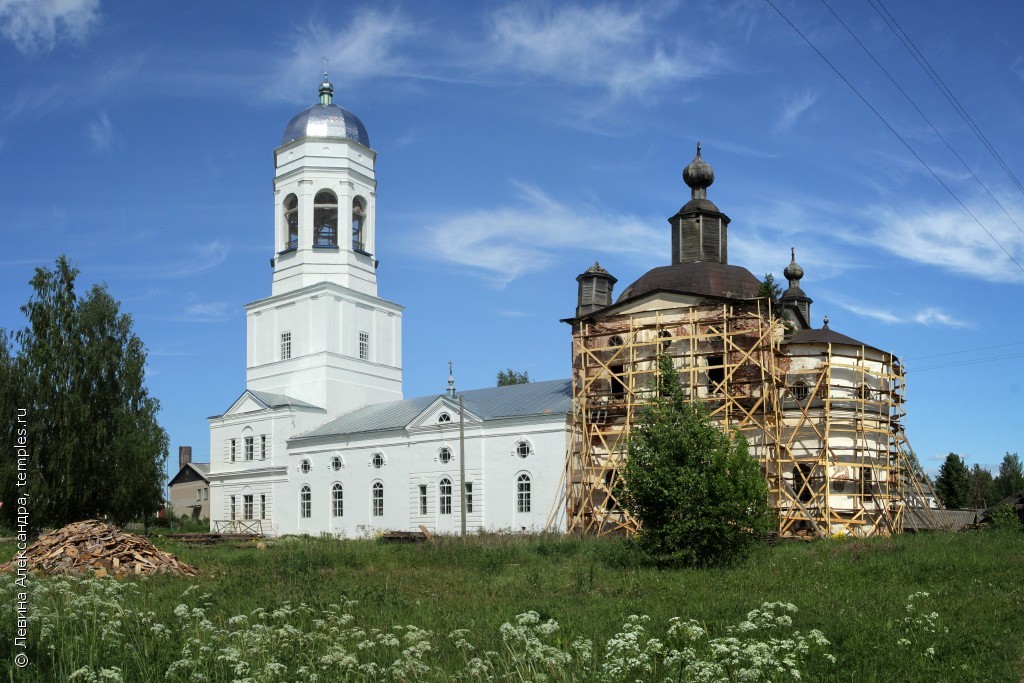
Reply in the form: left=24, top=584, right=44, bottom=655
left=447, top=360, right=456, bottom=397
left=322, top=56, right=329, bottom=80
left=696, top=140, right=702, bottom=156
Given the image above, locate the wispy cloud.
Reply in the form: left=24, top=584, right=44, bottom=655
left=856, top=203, right=1024, bottom=284
left=270, top=9, right=415, bottom=103
left=486, top=3, right=713, bottom=100
left=416, top=182, right=662, bottom=286
left=114, top=239, right=230, bottom=279
left=87, top=111, right=113, bottom=152
left=833, top=300, right=971, bottom=328
left=0, top=0, right=101, bottom=53
left=178, top=301, right=232, bottom=323
left=775, top=91, right=817, bottom=133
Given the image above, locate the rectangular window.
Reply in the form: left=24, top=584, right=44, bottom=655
left=419, top=484, right=427, bottom=515
left=466, top=482, right=473, bottom=513
left=281, top=332, right=292, bottom=360
left=230, top=439, right=236, bottom=462
left=204, top=488, right=208, bottom=501
left=230, top=495, right=236, bottom=521
left=517, top=477, right=531, bottom=513
left=440, top=479, right=452, bottom=515
left=332, top=485, right=344, bottom=517
left=372, top=484, right=384, bottom=517
left=244, top=436, right=254, bottom=461
left=358, top=331, right=369, bottom=361
left=260, top=435, right=267, bottom=459
left=196, top=488, right=202, bottom=501
left=243, top=494, right=254, bottom=520
left=260, top=494, right=266, bottom=520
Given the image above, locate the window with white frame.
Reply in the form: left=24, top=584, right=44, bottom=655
left=439, top=477, right=452, bottom=515
left=244, top=436, right=254, bottom=461
left=300, top=486, right=311, bottom=519
left=260, top=494, right=266, bottom=520
left=439, top=447, right=452, bottom=464
left=281, top=332, right=292, bottom=360
left=331, top=455, right=343, bottom=471
left=332, top=483, right=343, bottom=517
left=314, top=190, right=338, bottom=247
left=516, top=474, right=531, bottom=513
left=196, top=488, right=202, bottom=501
left=359, top=331, right=370, bottom=361
left=230, top=439, right=236, bottom=462
left=419, top=484, right=427, bottom=515
left=243, top=494, right=254, bottom=520
left=372, top=452, right=385, bottom=469
left=204, top=488, right=208, bottom=500
left=300, top=458, right=311, bottom=474
left=283, top=194, right=298, bottom=250
left=352, top=196, right=367, bottom=251
left=372, top=482, right=384, bottom=517
left=230, top=495, right=236, bottom=520
left=438, top=412, right=451, bottom=423
left=466, top=482, right=473, bottom=513
left=516, top=441, right=532, bottom=458
left=260, top=435, right=267, bottom=459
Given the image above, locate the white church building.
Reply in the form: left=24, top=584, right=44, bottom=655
left=206, top=75, right=571, bottom=536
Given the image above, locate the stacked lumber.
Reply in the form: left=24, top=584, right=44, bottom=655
left=0, top=519, right=199, bottom=578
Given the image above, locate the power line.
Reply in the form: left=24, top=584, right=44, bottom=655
left=907, top=340, right=1024, bottom=362
left=820, top=0, right=1024, bottom=237
left=869, top=0, right=1024, bottom=200
left=763, top=0, right=1024, bottom=276
left=910, top=351, right=1024, bottom=373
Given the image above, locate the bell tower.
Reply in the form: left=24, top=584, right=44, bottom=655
left=244, top=71, right=403, bottom=415
left=271, top=70, right=379, bottom=297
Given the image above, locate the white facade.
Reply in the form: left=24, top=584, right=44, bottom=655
left=207, top=80, right=570, bottom=537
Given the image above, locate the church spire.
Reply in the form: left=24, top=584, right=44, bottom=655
left=447, top=360, right=456, bottom=397
left=669, top=142, right=731, bottom=265
left=319, top=57, right=334, bottom=105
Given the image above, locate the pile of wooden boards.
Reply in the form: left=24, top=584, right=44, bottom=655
left=0, top=519, right=199, bottom=578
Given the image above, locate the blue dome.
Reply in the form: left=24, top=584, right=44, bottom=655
left=280, top=102, right=370, bottom=148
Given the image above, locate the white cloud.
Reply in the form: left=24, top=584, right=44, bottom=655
left=833, top=300, right=970, bottom=328
left=0, top=0, right=100, bottom=53
left=862, top=203, right=1024, bottom=284
left=775, top=91, right=817, bottom=133
left=417, top=183, right=663, bottom=286
left=127, top=239, right=230, bottom=279
left=486, top=3, right=712, bottom=99
left=87, top=111, right=113, bottom=152
left=270, top=9, right=415, bottom=103
left=179, top=301, right=232, bottom=323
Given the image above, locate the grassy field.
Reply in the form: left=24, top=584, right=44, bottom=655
left=0, top=529, right=1022, bottom=681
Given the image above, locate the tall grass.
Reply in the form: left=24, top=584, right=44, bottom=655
left=0, top=530, right=1021, bottom=681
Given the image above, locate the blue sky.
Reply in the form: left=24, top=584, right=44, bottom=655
left=2, top=0, right=1022, bottom=483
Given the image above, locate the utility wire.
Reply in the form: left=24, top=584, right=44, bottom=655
left=869, top=0, right=1024, bottom=200
left=821, top=0, right=1024, bottom=237
left=910, top=351, right=1024, bottom=373
left=763, top=0, right=1024, bottom=276
left=907, top=339, right=1024, bottom=362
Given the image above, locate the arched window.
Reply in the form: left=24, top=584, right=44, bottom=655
left=658, top=330, right=672, bottom=352
left=439, top=477, right=452, bottom=515
left=372, top=482, right=384, bottom=517
left=300, top=485, right=311, bottom=519
left=793, top=464, right=813, bottom=504
left=516, top=474, right=532, bottom=513
left=314, top=191, right=338, bottom=247
left=439, top=447, right=452, bottom=464
left=332, top=483, right=343, bottom=517
left=438, top=412, right=451, bottom=423
left=283, top=194, right=298, bottom=250
left=515, top=441, right=532, bottom=458
left=352, top=196, right=366, bottom=251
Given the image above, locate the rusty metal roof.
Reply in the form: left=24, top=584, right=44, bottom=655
left=616, top=261, right=762, bottom=304
left=783, top=326, right=877, bottom=350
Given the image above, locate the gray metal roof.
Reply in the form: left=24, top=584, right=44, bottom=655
left=249, top=391, right=320, bottom=410
left=294, top=379, right=572, bottom=441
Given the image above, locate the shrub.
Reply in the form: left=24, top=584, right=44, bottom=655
left=620, top=355, right=774, bottom=567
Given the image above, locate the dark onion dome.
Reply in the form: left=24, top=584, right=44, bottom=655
left=616, top=261, right=762, bottom=303
left=280, top=76, right=370, bottom=148
left=680, top=141, right=720, bottom=213
left=781, top=247, right=808, bottom=299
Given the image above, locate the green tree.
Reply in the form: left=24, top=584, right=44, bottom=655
left=620, top=355, right=774, bottom=567
left=757, top=272, right=782, bottom=305
left=496, top=368, right=530, bottom=386
left=935, top=453, right=971, bottom=508
left=969, top=464, right=994, bottom=509
left=994, top=452, right=1024, bottom=500
left=0, top=256, right=168, bottom=528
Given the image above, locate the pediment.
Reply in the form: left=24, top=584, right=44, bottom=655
left=406, top=396, right=481, bottom=430
left=223, top=392, right=273, bottom=416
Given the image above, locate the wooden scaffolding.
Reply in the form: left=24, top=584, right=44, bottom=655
left=552, top=301, right=944, bottom=539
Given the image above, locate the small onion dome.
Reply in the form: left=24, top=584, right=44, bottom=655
left=683, top=141, right=715, bottom=197
left=784, top=247, right=804, bottom=283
